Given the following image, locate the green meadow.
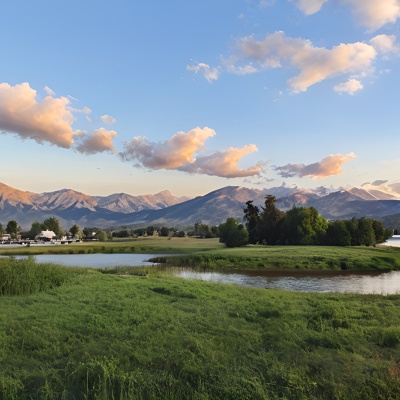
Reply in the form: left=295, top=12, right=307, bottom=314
left=1, top=239, right=400, bottom=399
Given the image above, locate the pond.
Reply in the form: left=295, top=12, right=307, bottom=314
left=16, top=253, right=159, bottom=268
left=9, top=237, right=400, bottom=294
left=173, top=268, right=400, bottom=295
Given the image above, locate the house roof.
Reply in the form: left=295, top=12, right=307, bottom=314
left=36, top=230, right=56, bottom=239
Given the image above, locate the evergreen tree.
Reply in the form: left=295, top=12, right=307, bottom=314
left=257, top=195, right=285, bottom=245
left=243, top=200, right=260, bottom=244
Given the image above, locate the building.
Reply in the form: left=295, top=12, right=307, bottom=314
left=35, top=230, right=56, bottom=241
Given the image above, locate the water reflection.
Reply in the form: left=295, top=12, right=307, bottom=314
left=382, top=235, right=400, bottom=248
left=16, top=253, right=159, bottom=268
left=175, top=268, right=400, bottom=295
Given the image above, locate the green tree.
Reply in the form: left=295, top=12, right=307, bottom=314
left=257, top=195, right=285, bottom=245
left=243, top=200, right=260, bottom=244
left=29, top=221, right=44, bottom=240
left=146, top=226, right=155, bottom=236
left=160, top=227, right=170, bottom=237
left=43, top=217, right=63, bottom=237
left=0, top=223, right=3, bottom=235
left=358, top=217, right=376, bottom=246
left=345, top=218, right=361, bottom=246
left=6, top=220, right=20, bottom=239
left=281, top=207, right=328, bottom=245
left=325, top=220, right=351, bottom=246
left=69, top=224, right=80, bottom=238
left=219, top=217, right=249, bottom=248
left=95, top=230, right=108, bottom=241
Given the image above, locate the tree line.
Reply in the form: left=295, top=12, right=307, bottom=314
left=219, top=195, right=393, bottom=247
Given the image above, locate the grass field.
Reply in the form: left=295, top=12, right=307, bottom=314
left=1, top=258, right=400, bottom=399
left=1, top=240, right=400, bottom=398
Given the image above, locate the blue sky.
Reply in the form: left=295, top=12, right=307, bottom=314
left=1, top=0, right=399, bottom=197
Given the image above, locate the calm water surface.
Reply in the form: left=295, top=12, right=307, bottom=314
left=175, top=268, right=400, bottom=295
left=10, top=236, right=400, bottom=294
left=17, top=253, right=159, bottom=268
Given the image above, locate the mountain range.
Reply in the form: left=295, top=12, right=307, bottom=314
left=1, top=181, right=400, bottom=231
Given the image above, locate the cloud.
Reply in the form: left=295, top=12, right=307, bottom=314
left=361, top=179, right=400, bottom=198
left=291, top=0, right=400, bottom=30
left=259, top=0, right=276, bottom=8
left=362, top=180, right=389, bottom=187
left=178, top=145, right=262, bottom=178
left=0, top=82, right=78, bottom=148
left=120, top=127, right=262, bottom=178
left=231, top=31, right=377, bottom=92
left=291, top=0, right=328, bottom=15
left=275, top=153, right=356, bottom=179
left=370, top=34, right=399, bottom=55
left=76, top=128, right=117, bottom=154
left=44, top=86, right=55, bottom=96
left=120, top=127, right=216, bottom=169
left=100, top=114, right=117, bottom=124
left=334, top=78, right=363, bottom=94
left=82, top=106, right=92, bottom=115
left=186, top=63, right=220, bottom=82
left=343, top=0, right=400, bottom=30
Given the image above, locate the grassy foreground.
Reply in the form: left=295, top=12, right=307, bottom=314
left=1, top=258, right=400, bottom=399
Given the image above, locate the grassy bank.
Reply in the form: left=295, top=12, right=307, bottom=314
left=0, top=237, right=222, bottom=256
left=150, top=243, right=400, bottom=271
left=1, top=259, right=400, bottom=399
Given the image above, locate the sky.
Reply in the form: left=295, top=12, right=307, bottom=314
left=0, top=0, right=400, bottom=198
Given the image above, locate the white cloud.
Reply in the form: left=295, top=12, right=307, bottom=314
left=291, top=0, right=328, bottom=15
left=228, top=31, right=377, bottom=92
left=82, top=106, right=92, bottom=115
left=44, top=86, right=55, bottom=96
left=334, top=78, right=363, bottom=94
left=187, top=63, right=220, bottom=83
left=259, top=0, right=276, bottom=8
left=275, top=153, right=356, bottom=178
left=343, top=0, right=400, bottom=30
left=100, top=114, right=117, bottom=124
left=76, top=128, right=117, bottom=154
left=290, top=0, right=400, bottom=30
left=120, top=127, right=262, bottom=178
left=0, top=82, right=77, bottom=148
left=370, top=34, right=399, bottom=55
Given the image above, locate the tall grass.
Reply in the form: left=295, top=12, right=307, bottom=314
left=0, top=257, right=86, bottom=296
left=1, top=265, right=400, bottom=399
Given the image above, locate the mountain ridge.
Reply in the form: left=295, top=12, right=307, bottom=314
left=0, top=181, right=400, bottom=230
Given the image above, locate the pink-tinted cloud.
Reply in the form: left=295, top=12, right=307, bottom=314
left=334, top=78, right=363, bottom=95
left=232, top=31, right=377, bottom=93
left=275, top=153, right=356, bottom=179
left=120, top=127, right=262, bottom=178
left=120, top=127, right=216, bottom=169
left=0, top=82, right=77, bottom=147
left=292, top=0, right=400, bottom=30
left=76, top=128, right=117, bottom=154
left=344, top=0, right=400, bottom=30
left=178, top=145, right=262, bottom=178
